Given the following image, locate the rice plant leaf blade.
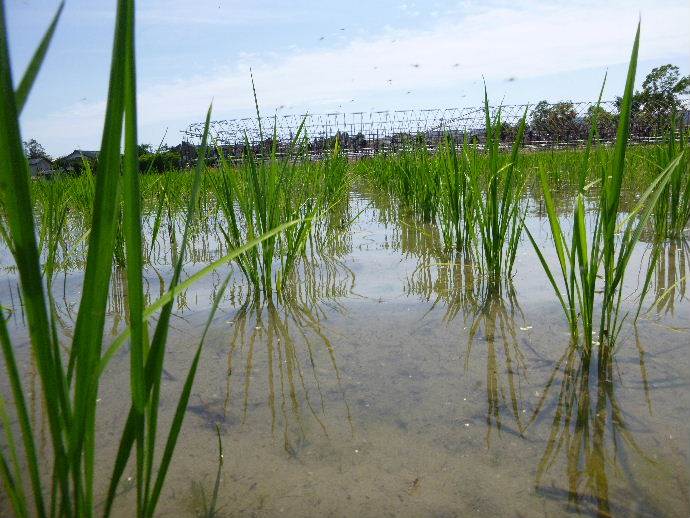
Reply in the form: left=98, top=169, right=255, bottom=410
left=99, top=219, right=300, bottom=374
left=0, top=3, right=69, bottom=512
left=69, top=0, right=132, bottom=509
left=121, top=0, right=146, bottom=412
left=146, top=272, right=234, bottom=516
left=0, top=309, right=44, bottom=516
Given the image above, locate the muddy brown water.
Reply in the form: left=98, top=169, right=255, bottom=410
left=1, top=187, right=689, bottom=517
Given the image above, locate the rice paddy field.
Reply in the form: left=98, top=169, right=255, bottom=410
left=1, top=3, right=689, bottom=518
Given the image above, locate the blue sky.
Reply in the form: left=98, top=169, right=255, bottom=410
left=6, top=0, right=690, bottom=156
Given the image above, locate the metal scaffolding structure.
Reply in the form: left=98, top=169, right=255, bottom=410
left=181, top=99, right=690, bottom=157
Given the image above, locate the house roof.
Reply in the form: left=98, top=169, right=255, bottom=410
left=28, top=157, right=51, bottom=165
left=61, top=149, right=99, bottom=161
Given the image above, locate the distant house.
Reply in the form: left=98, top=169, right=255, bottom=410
left=28, top=157, right=53, bottom=177
left=59, top=149, right=99, bottom=172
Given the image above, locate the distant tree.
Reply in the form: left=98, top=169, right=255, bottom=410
left=530, top=101, right=579, bottom=142
left=584, top=105, right=618, bottom=141
left=617, top=64, right=690, bottom=137
left=136, top=143, right=152, bottom=156
left=352, top=132, right=367, bottom=150
left=23, top=138, right=50, bottom=160
left=138, top=151, right=181, bottom=173
left=499, top=121, right=519, bottom=143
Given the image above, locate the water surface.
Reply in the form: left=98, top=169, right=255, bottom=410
left=1, top=186, right=689, bottom=517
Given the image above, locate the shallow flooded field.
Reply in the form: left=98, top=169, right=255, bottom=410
left=3, top=184, right=687, bottom=517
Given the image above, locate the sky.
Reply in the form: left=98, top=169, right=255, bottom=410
left=6, top=0, right=690, bottom=156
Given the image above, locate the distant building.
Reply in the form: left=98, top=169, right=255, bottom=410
left=59, top=149, right=99, bottom=172
left=28, top=157, right=53, bottom=177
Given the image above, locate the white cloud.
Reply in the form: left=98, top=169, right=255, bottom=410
left=23, top=0, right=690, bottom=154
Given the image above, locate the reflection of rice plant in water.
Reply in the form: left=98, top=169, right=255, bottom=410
left=528, top=337, right=657, bottom=517
left=225, top=292, right=352, bottom=457
left=0, top=2, right=288, bottom=516
left=644, top=238, right=689, bottom=315
left=525, top=24, right=684, bottom=351
left=465, top=292, right=529, bottom=446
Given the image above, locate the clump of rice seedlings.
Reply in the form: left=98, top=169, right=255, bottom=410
left=469, top=92, right=528, bottom=292
left=651, top=115, right=690, bottom=240
left=437, top=134, right=476, bottom=256
left=0, top=2, right=287, bottom=516
left=395, top=139, right=440, bottom=222
left=525, top=23, right=684, bottom=350
left=33, top=177, right=70, bottom=279
left=212, top=129, right=315, bottom=298
left=212, top=86, right=349, bottom=300
left=356, top=140, right=441, bottom=224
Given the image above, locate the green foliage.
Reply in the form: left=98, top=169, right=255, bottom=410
left=620, top=63, right=690, bottom=137
left=212, top=115, right=348, bottom=300
left=23, top=138, right=50, bottom=160
left=530, top=101, right=579, bottom=142
left=652, top=114, right=690, bottom=240
left=584, top=104, right=617, bottom=141
left=139, top=150, right=181, bottom=172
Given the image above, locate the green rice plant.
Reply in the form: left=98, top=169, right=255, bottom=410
left=212, top=129, right=315, bottom=298
left=356, top=140, right=441, bottom=223
left=525, top=23, right=684, bottom=350
left=396, top=140, right=440, bottom=222
left=211, top=85, right=349, bottom=300
left=437, top=134, right=476, bottom=256
left=651, top=114, right=690, bottom=240
left=0, top=2, right=294, bottom=516
left=469, top=93, right=528, bottom=291
left=34, top=177, right=70, bottom=279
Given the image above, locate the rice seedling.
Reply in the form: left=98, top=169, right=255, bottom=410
left=469, top=93, right=528, bottom=291
left=437, top=134, right=476, bottom=256
left=525, top=23, right=684, bottom=350
left=211, top=87, right=350, bottom=300
left=0, top=1, right=294, bottom=516
left=651, top=114, right=690, bottom=240
left=212, top=137, right=313, bottom=298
